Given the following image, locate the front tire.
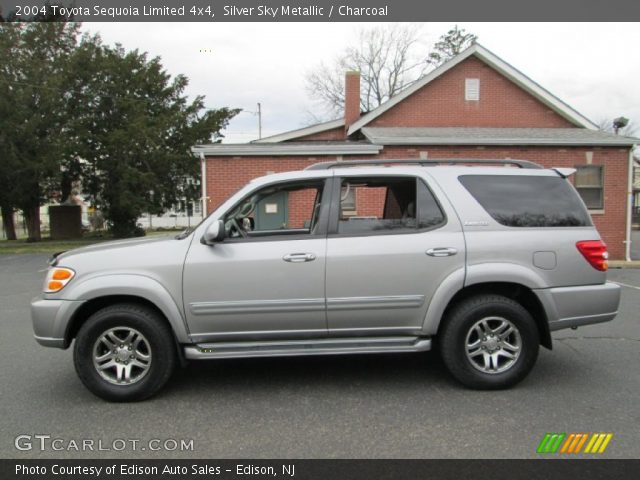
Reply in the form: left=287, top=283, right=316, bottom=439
left=439, top=295, right=539, bottom=389
left=74, top=303, right=176, bottom=402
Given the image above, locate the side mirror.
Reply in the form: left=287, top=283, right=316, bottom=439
left=202, top=220, right=225, bottom=245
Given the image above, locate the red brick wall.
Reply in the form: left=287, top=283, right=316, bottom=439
left=205, top=146, right=630, bottom=258
left=292, top=126, right=345, bottom=141
left=205, top=155, right=372, bottom=213
left=369, top=57, right=576, bottom=128
left=346, top=186, right=387, bottom=218
left=287, top=188, right=318, bottom=228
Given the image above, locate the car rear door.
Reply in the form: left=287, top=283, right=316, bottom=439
left=324, top=173, right=465, bottom=336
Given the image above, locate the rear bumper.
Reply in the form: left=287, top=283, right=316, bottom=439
left=534, top=282, right=621, bottom=332
left=31, top=296, right=85, bottom=349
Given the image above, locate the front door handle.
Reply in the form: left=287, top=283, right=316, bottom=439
left=426, top=247, right=458, bottom=257
left=283, top=253, right=316, bottom=263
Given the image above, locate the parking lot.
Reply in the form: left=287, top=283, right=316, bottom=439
left=1, top=253, right=638, bottom=459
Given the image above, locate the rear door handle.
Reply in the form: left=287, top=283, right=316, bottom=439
left=426, top=247, right=458, bottom=257
left=283, top=253, right=316, bottom=263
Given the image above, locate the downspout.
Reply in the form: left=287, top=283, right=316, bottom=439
left=625, top=146, right=636, bottom=262
left=200, top=152, right=208, bottom=216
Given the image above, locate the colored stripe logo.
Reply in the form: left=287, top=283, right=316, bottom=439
left=537, top=433, right=613, bottom=454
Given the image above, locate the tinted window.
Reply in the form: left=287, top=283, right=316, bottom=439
left=417, top=180, right=445, bottom=228
left=459, top=175, right=592, bottom=227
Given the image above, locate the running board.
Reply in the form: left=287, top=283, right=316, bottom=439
left=184, top=336, right=432, bottom=360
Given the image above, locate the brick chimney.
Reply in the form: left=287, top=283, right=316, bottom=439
left=344, top=71, right=361, bottom=129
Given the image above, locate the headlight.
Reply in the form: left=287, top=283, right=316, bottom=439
left=44, top=267, right=75, bottom=293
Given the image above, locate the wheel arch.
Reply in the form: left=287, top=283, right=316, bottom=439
left=61, top=274, right=190, bottom=345
left=65, top=294, right=188, bottom=366
left=426, top=281, right=552, bottom=350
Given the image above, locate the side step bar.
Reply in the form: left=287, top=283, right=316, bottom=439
left=184, top=336, right=432, bottom=360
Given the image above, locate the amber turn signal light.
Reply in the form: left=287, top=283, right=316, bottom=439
left=47, top=281, right=64, bottom=291
left=44, top=267, right=75, bottom=293
left=52, top=269, right=73, bottom=280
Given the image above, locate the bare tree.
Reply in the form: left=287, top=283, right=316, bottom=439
left=305, top=25, right=426, bottom=119
left=305, top=24, right=477, bottom=120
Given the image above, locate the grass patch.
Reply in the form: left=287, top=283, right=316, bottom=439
left=0, top=230, right=176, bottom=254
left=0, top=238, right=106, bottom=254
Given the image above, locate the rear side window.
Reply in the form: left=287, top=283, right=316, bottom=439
left=459, top=175, right=592, bottom=227
left=336, top=177, right=445, bottom=235
left=338, top=177, right=416, bottom=234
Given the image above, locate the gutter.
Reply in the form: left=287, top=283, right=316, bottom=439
left=191, top=144, right=383, bottom=156
left=362, top=137, right=639, bottom=147
left=626, top=146, right=636, bottom=262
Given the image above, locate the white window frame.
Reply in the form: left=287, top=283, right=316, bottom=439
left=575, top=165, right=604, bottom=210
left=465, top=78, right=480, bottom=101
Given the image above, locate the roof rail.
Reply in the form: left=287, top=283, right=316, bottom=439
left=305, top=158, right=543, bottom=170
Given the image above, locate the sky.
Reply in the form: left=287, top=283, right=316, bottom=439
left=81, top=22, right=640, bottom=143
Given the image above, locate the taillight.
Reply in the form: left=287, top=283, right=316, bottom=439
left=576, top=240, right=609, bottom=271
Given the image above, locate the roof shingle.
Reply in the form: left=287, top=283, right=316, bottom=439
left=361, top=127, right=639, bottom=146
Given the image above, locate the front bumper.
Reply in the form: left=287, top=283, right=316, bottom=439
left=534, top=282, right=621, bottom=332
left=31, top=296, right=85, bottom=348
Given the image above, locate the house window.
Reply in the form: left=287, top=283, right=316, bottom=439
left=465, top=78, right=480, bottom=101
left=575, top=165, right=604, bottom=210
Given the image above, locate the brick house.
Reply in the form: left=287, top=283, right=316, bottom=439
left=193, top=43, right=638, bottom=260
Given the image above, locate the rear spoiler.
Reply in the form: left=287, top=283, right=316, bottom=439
left=553, top=167, right=576, bottom=178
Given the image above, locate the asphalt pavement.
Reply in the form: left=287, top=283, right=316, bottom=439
left=1, top=253, right=638, bottom=459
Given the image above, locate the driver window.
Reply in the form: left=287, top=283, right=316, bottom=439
left=224, top=180, right=325, bottom=239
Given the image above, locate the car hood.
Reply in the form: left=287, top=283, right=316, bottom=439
left=56, top=235, right=179, bottom=261
left=48, top=233, right=194, bottom=303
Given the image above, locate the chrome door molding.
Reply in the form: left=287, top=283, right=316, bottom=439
left=189, top=298, right=326, bottom=316
left=327, top=295, right=425, bottom=311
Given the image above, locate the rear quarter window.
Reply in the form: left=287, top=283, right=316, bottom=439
left=459, top=175, right=592, bottom=227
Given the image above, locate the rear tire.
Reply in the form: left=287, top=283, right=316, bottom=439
left=74, top=303, right=176, bottom=402
left=439, top=294, right=539, bottom=389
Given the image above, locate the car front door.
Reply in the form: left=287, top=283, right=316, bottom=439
left=182, top=177, right=331, bottom=343
left=325, top=173, right=465, bottom=336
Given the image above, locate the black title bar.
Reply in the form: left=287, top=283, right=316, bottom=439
left=2, top=459, right=640, bottom=480
left=2, top=0, right=640, bottom=21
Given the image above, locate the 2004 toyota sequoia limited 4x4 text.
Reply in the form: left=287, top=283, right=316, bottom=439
left=31, top=159, right=621, bottom=401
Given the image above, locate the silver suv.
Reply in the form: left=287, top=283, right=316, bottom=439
left=31, top=159, right=621, bottom=401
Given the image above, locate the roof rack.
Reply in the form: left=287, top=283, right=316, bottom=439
left=305, top=158, right=543, bottom=170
